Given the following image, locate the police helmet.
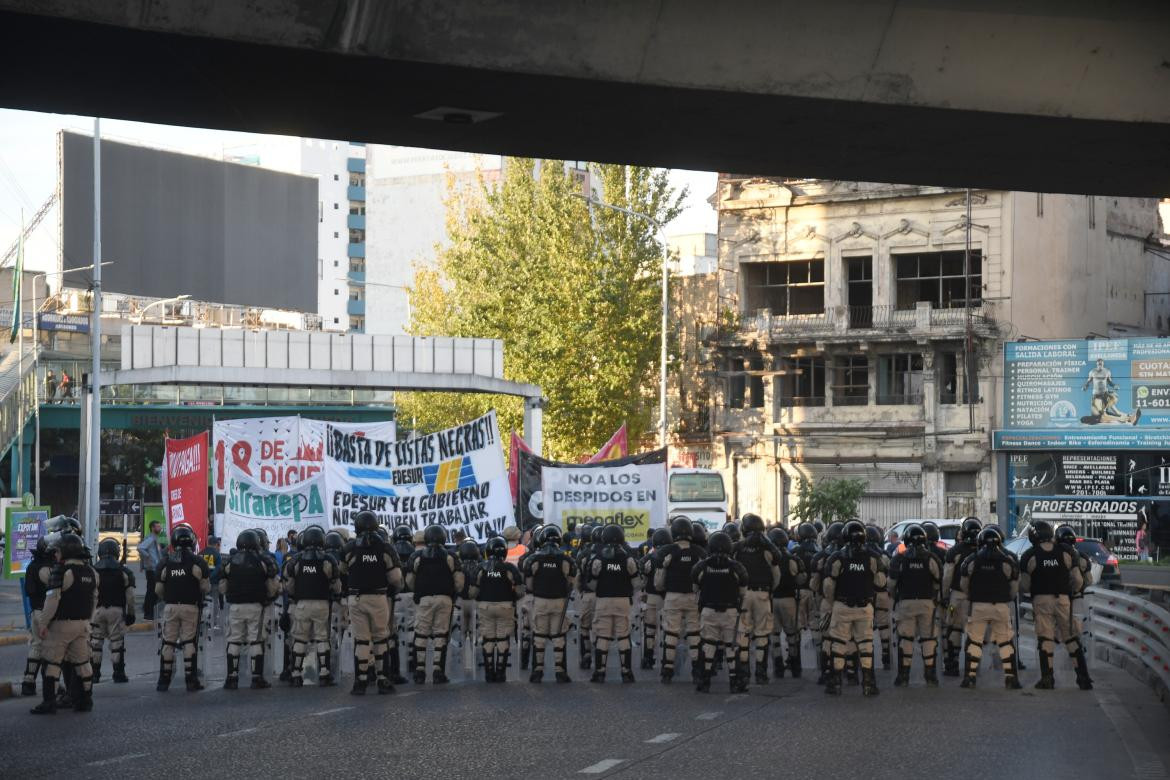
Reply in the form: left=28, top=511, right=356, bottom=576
left=1055, top=525, right=1077, bottom=546
left=47, top=515, right=82, bottom=535
left=423, top=525, right=447, bottom=546
left=57, top=532, right=86, bottom=560
left=691, top=522, right=709, bottom=547
left=97, top=538, right=121, bottom=559
left=601, top=525, right=624, bottom=546
left=707, top=531, right=733, bottom=556
left=904, top=524, right=927, bottom=547
left=324, top=530, right=344, bottom=552
left=982, top=525, right=1005, bottom=545
left=813, top=521, right=826, bottom=535
left=843, top=520, right=867, bottom=547
left=798, top=522, right=817, bottom=542
left=669, top=515, right=693, bottom=541
left=301, top=526, right=326, bottom=549
left=723, top=522, right=742, bottom=543
left=1032, top=520, right=1054, bottom=543
left=767, top=527, right=789, bottom=549
left=354, top=510, right=380, bottom=535
left=459, top=540, right=481, bottom=560
left=236, top=529, right=261, bottom=551
left=591, top=526, right=605, bottom=544
left=651, top=528, right=673, bottom=548
left=922, top=522, right=941, bottom=544
left=172, top=525, right=197, bottom=550
left=393, top=525, right=412, bottom=543
left=978, top=528, right=1002, bottom=548
left=577, top=524, right=594, bottom=544
left=960, top=517, right=982, bottom=544
left=254, top=528, right=270, bottom=548
left=825, top=521, right=845, bottom=545
left=740, top=513, right=765, bottom=535
left=375, top=526, right=390, bottom=543
left=538, top=525, right=563, bottom=548
left=865, top=525, right=882, bottom=546
left=486, top=536, right=508, bottom=560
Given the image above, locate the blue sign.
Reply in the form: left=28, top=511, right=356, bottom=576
left=38, top=312, right=90, bottom=333
left=997, top=337, right=1170, bottom=450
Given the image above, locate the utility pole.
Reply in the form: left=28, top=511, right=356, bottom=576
left=87, top=118, right=103, bottom=550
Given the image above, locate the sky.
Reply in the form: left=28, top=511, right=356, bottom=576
left=0, top=107, right=718, bottom=277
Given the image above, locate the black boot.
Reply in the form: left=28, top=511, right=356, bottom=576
left=73, top=676, right=94, bottom=712
left=251, top=654, right=271, bottom=689
left=881, top=645, right=891, bottom=671
left=388, top=643, right=407, bottom=685
left=224, top=655, right=239, bottom=690
left=375, top=654, right=395, bottom=695
left=894, top=647, right=910, bottom=687
left=731, top=659, right=749, bottom=694
left=824, top=668, right=842, bottom=695
left=579, top=635, right=592, bottom=670
left=774, top=653, right=786, bottom=679
left=1003, top=650, right=1022, bottom=690
left=156, top=657, right=172, bottom=692
left=815, top=650, right=828, bottom=685
left=91, top=658, right=101, bottom=685
left=590, top=649, right=606, bottom=683
left=351, top=656, right=368, bottom=695
left=1034, top=651, right=1055, bottom=690
left=433, top=645, right=450, bottom=684
left=554, top=644, right=571, bottom=683
left=498, top=650, right=510, bottom=683
left=317, top=652, right=335, bottom=686
left=620, top=648, right=635, bottom=684
left=186, top=654, right=204, bottom=692
left=1074, top=650, right=1094, bottom=690
left=279, top=645, right=292, bottom=682
left=943, top=644, right=960, bottom=677
left=641, top=643, right=655, bottom=670
left=411, top=644, right=427, bottom=684
left=112, top=662, right=129, bottom=684
left=845, top=653, right=859, bottom=685
left=959, top=647, right=979, bottom=689
left=924, top=662, right=939, bottom=687
left=789, top=644, right=802, bottom=679
left=861, top=666, right=879, bottom=696
left=520, top=635, right=531, bottom=670
left=22, top=659, right=41, bottom=696
left=695, top=649, right=710, bottom=693
left=30, top=671, right=57, bottom=715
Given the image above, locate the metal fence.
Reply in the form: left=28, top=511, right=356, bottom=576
left=1087, top=586, right=1170, bottom=692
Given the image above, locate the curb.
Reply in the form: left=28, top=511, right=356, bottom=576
left=0, top=621, right=154, bottom=647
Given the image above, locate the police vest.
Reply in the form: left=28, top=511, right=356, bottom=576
left=733, top=536, right=775, bottom=589
left=96, top=565, right=128, bottom=608
left=594, top=552, right=634, bottom=599
left=697, top=558, right=740, bottom=609
left=967, top=551, right=1013, bottom=603
left=661, top=544, right=700, bottom=594
left=56, top=562, right=97, bottom=621
left=413, top=549, right=456, bottom=600
left=24, top=559, right=49, bottom=610
left=477, top=561, right=518, bottom=602
left=947, top=542, right=976, bottom=590
left=162, top=551, right=204, bottom=605
left=795, top=541, right=818, bottom=573
left=347, top=535, right=390, bottom=595
left=832, top=551, right=876, bottom=605
left=577, top=549, right=595, bottom=592
left=893, top=551, right=936, bottom=601
left=225, top=553, right=268, bottom=604
left=292, top=556, right=333, bottom=601
left=774, top=553, right=799, bottom=598
left=460, top=559, right=480, bottom=599
left=642, top=555, right=664, bottom=596
left=529, top=552, right=570, bottom=599
left=1028, top=544, right=1068, bottom=596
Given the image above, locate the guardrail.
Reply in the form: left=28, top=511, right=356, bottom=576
left=1087, top=586, right=1170, bottom=693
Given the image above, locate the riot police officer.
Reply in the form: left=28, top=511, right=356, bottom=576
left=791, top=522, right=819, bottom=670
left=653, top=516, right=704, bottom=683
left=90, top=539, right=135, bottom=685
left=30, top=533, right=97, bottom=714
left=1020, top=521, right=1085, bottom=690
left=575, top=525, right=603, bottom=671
left=821, top=521, right=886, bottom=696
left=524, top=525, right=577, bottom=683
left=1056, top=524, right=1094, bottom=689
left=405, top=525, right=463, bottom=685
left=692, top=531, right=748, bottom=693
left=942, top=517, right=982, bottom=676
left=690, top=522, right=710, bottom=554
left=457, top=539, right=482, bottom=665
left=887, top=524, right=943, bottom=687
left=343, top=512, right=403, bottom=694
left=809, top=521, right=845, bottom=684
left=866, top=524, right=894, bottom=669
left=220, top=529, right=279, bottom=690
left=731, top=513, right=781, bottom=686
left=284, top=526, right=341, bottom=686
left=767, top=527, right=807, bottom=678
left=155, top=525, right=210, bottom=692
left=389, top=525, right=415, bottom=679
left=639, top=528, right=672, bottom=670
left=21, top=538, right=53, bottom=696
left=588, top=525, right=640, bottom=683
left=470, top=536, right=523, bottom=682
left=959, top=528, right=1022, bottom=689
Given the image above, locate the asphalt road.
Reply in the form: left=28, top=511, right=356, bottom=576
left=1119, top=565, right=1170, bottom=589
left=2, top=622, right=1168, bottom=779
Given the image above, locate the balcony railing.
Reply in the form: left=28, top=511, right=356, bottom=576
left=876, top=393, right=924, bottom=405
left=777, top=396, right=826, bottom=408
left=736, top=302, right=997, bottom=341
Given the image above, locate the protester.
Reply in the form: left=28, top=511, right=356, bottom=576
left=58, top=370, right=73, bottom=402
left=137, top=520, right=168, bottom=621
left=44, top=370, right=57, bottom=403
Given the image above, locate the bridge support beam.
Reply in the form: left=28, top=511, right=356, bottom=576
left=523, top=396, right=545, bottom=456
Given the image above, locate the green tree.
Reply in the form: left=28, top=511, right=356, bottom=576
left=397, top=160, right=684, bottom=461
left=788, top=477, right=866, bottom=526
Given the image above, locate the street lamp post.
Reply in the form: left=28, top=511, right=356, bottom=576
left=573, top=193, right=671, bottom=448
left=132, top=294, right=191, bottom=324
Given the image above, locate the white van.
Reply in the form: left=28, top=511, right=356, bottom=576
left=667, top=468, right=729, bottom=532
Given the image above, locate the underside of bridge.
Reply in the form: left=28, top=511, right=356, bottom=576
left=0, top=1, right=1167, bottom=196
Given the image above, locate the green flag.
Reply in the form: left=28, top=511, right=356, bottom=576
left=9, top=214, right=22, bottom=343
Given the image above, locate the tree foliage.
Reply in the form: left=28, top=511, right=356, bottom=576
left=397, top=160, right=684, bottom=461
left=788, top=477, right=866, bottom=526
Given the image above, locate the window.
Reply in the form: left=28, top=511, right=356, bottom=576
left=727, top=355, right=746, bottom=409
left=333, top=289, right=339, bottom=296
left=776, top=356, right=825, bottom=407
left=333, top=260, right=339, bottom=267
left=349, top=316, right=365, bottom=331
left=834, top=356, right=869, bottom=405
left=333, top=174, right=339, bottom=181
left=846, top=256, right=873, bottom=327
left=349, top=259, right=365, bottom=273
left=895, top=250, right=981, bottom=310
left=334, top=232, right=339, bottom=239
left=333, top=203, right=339, bottom=210
left=349, top=229, right=365, bottom=244
left=669, top=472, right=726, bottom=502
left=349, top=204, right=366, bottom=215
left=939, top=351, right=977, bottom=404
left=748, top=354, right=765, bottom=408
left=349, top=287, right=364, bottom=301
left=877, top=354, right=924, bottom=404
left=349, top=172, right=365, bottom=187
left=742, top=260, right=825, bottom=316
left=333, top=317, right=339, bottom=324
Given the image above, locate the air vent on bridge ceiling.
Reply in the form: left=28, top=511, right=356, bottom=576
left=413, top=106, right=503, bottom=124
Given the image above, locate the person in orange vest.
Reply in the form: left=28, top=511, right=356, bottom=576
left=502, top=526, right=532, bottom=667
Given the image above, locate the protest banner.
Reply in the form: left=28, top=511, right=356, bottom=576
left=221, top=465, right=327, bottom=549
left=508, top=424, right=629, bottom=503
left=213, top=417, right=395, bottom=495
left=542, top=456, right=668, bottom=541
left=3, top=504, right=49, bottom=578
left=515, top=447, right=666, bottom=530
left=162, top=431, right=209, bottom=546
left=323, top=411, right=512, bottom=543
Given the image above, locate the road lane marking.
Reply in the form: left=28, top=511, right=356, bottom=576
left=724, top=694, right=747, bottom=703
left=580, top=759, right=626, bottom=774
left=695, top=711, right=722, bottom=720
left=216, top=727, right=258, bottom=738
left=645, top=733, right=680, bottom=744
left=312, top=706, right=355, bottom=716
left=86, top=753, right=148, bottom=767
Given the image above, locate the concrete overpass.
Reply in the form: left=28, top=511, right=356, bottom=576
left=0, top=1, right=1167, bottom=195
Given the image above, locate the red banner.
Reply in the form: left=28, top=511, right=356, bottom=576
left=585, top=424, right=628, bottom=463
left=508, top=424, right=630, bottom=502
left=164, top=431, right=209, bottom=547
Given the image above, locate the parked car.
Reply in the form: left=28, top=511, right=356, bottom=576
left=1005, top=535, right=1118, bottom=585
